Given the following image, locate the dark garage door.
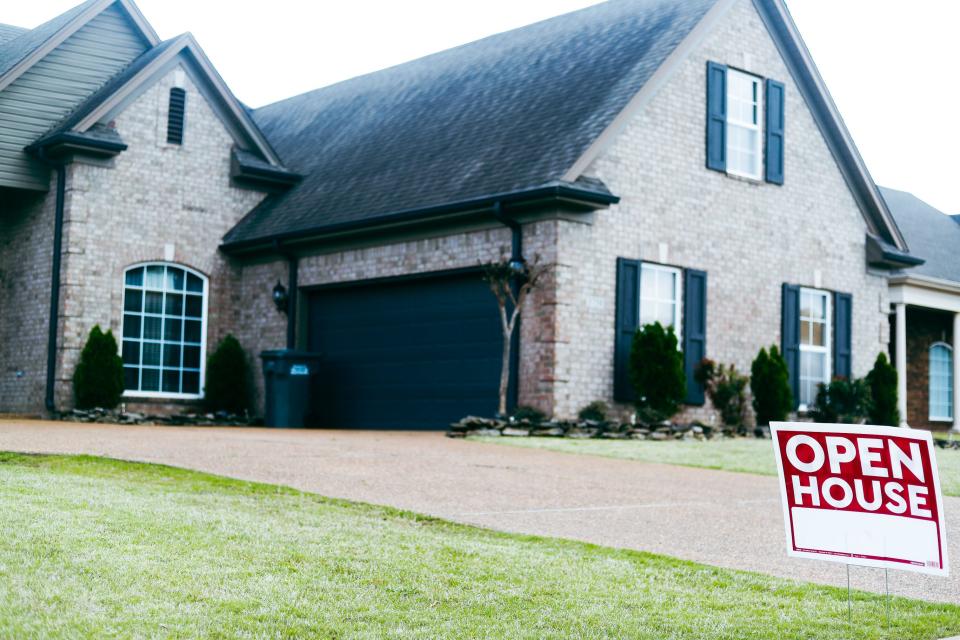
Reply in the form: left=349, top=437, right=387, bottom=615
left=306, top=271, right=502, bottom=429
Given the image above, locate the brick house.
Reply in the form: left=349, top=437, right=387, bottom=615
left=0, top=0, right=946, bottom=429
left=882, top=188, right=960, bottom=431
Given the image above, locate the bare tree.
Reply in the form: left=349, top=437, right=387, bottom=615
left=483, top=254, right=552, bottom=417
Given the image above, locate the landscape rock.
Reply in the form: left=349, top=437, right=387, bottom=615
left=532, top=427, right=566, bottom=437
left=466, top=428, right=502, bottom=437
left=502, top=427, right=531, bottom=437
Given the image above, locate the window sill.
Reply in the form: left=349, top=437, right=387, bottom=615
left=122, top=393, right=203, bottom=404
left=724, top=170, right=764, bottom=185
left=929, top=416, right=954, bottom=423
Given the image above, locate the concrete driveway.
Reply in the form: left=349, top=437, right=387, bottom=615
left=0, top=419, right=957, bottom=605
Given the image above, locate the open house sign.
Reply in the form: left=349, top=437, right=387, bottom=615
left=771, top=423, right=949, bottom=576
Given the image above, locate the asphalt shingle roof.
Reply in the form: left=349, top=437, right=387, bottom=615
left=224, top=0, right=718, bottom=247
left=0, top=0, right=99, bottom=80
left=0, top=23, right=27, bottom=47
left=881, top=187, right=960, bottom=284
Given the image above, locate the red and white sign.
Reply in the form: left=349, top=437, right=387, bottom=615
left=771, top=422, right=949, bottom=576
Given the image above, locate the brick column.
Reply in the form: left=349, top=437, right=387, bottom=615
left=895, top=303, right=908, bottom=427
left=953, top=312, right=960, bottom=433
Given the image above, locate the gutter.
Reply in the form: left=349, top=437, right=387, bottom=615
left=220, top=181, right=619, bottom=255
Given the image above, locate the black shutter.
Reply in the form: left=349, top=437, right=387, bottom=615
left=706, top=61, right=727, bottom=172
left=683, top=269, right=707, bottom=405
left=834, top=292, right=852, bottom=379
left=614, top=258, right=641, bottom=402
left=781, top=283, right=800, bottom=409
left=166, top=87, right=186, bottom=145
left=764, top=79, right=785, bottom=184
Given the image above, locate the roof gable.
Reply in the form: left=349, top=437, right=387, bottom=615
left=32, top=33, right=286, bottom=171
left=751, top=0, right=906, bottom=251
left=0, top=0, right=157, bottom=93
left=223, top=0, right=719, bottom=249
left=0, top=1, right=152, bottom=189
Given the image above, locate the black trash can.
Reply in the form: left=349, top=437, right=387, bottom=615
left=260, top=350, right=323, bottom=428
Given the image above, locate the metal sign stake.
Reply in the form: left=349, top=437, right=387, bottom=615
left=847, top=564, right=851, bottom=623
left=884, top=569, right=890, bottom=632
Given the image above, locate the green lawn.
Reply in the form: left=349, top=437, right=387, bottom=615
left=0, top=454, right=958, bottom=639
left=471, top=436, right=960, bottom=497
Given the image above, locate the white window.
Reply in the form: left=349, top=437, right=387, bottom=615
left=121, top=263, right=208, bottom=398
left=929, top=343, right=953, bottom=421
left=726, top=69, right=763, bottom=179
left=640, top=263, right=682, bottom=340
left=798, top=288, right=831, bottom=409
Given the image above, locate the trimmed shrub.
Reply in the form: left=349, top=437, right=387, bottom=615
left=629, top=322, right=686, bottom=421
left=695, top=358, right=749, bottom=430
left=511, top=405, right=547, bottom=424
left=811, top=377, right=869, bottom=424
left=73, top=325, right=124, bottom=410
left=577, top=401, right=609, bottom=422
left=204, top=335, right=252, bottom=414
left=866, top=352, right=900, bottom=426
left=750, top=346, right=792, bottom=426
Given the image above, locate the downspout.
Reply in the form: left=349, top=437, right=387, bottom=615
left=39, top=153, right=66, bottom=413
left=492, top=201, right=523, bottom=266
left=492, top=201, right=522, bottom=413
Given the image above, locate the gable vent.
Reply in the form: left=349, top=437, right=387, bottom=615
left=166, top=88, right=186, bottom=145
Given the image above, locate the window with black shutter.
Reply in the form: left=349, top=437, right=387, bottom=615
left=166, top=87, right=186, bottom=145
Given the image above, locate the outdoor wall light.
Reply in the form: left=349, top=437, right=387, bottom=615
left=508, top=258, right=527, bottom=276
left=272, top=281, right=288, bottom=314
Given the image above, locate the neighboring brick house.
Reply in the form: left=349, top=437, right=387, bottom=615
left=882, top=188, right=960, bottom=432
left=0, top=0, right=940, bottom=429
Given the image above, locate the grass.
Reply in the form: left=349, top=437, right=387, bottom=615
left=0, top=454, right=958, bottom=639
left=471, top=435, right=960, bottom=497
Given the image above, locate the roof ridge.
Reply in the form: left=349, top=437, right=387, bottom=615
left=255, top=0, right=687, bottom=113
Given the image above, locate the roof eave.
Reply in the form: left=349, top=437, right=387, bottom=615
left=221, top=182, right=619, bottom=255
left=889, top=274, right=960, bottom=297
left=26, top=130, right=127, bottom=159
left=865, top=234, right=924, bottom=270
left=66, top=33, right=285, bottom=170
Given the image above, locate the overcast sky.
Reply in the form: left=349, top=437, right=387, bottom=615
left=8, top=1, right=960, bottom=213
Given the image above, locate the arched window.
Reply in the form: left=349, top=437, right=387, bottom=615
left=121, top=263, right=207, bottom=398
left=929, top=342, right=953, bottom=421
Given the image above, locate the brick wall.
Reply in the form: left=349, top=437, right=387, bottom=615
left=0, top=185, right=56, bottom=414
left=233, top=220, right=561, bottom=414
left=51, top=65, right=267, bottom=411
left=559, top=0, right=891, bottom=421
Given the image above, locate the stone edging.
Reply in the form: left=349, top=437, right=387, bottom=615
left=448, top=416, right=771, bottom=440
left=58, top=408, right=259, bottom=427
